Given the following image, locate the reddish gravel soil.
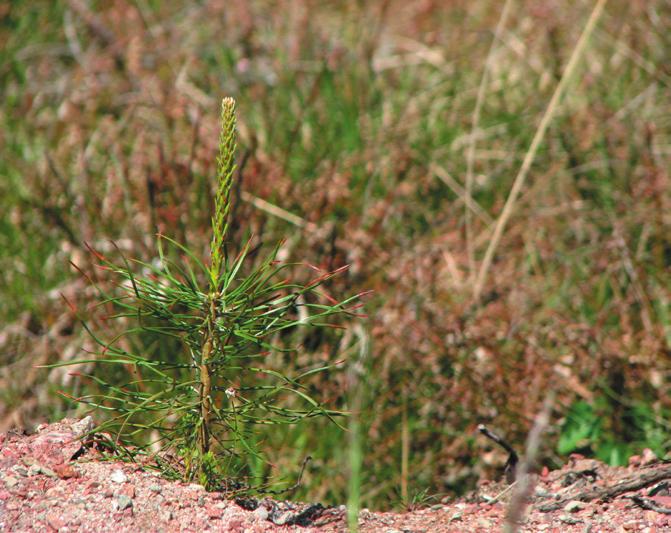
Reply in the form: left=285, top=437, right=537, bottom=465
left=2, top=419, right=671, bottom=532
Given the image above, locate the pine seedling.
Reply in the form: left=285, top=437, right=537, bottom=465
left=53, top=97, right=362, bottom=492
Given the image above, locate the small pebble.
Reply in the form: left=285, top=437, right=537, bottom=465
left=206, top=505, right=222, bottom=519
left=3, top=476, right=19, bottom=488
left=273, top=511, right=293, bottom=526
left=115, top=495, right=133, bottom=511
left=564, top=500, right=586, bottom=513
left=71, top=416, right=95, bottom=437
left=253, top=506, right=269, bottom=521
left=110, top=470, right=128, bottom=484
left=559, top=515, right=584, bottom=525
left=148, top=484, right=162, bottom=493
left=11, top=466, right=28, bottom=477
left=39, top=466, right=57, bottom=478
left=641, top=448, right=658, bottom=466
left=46, top=512, right=66, bottom=530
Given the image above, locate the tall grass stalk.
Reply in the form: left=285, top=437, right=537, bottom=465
left=347, top=324, right=369, bottom=532
left=473, top=0, right=609, bottom=300
left=464, top=0, right=513, bottom=280
left=401, top=389, right=409, bottom=506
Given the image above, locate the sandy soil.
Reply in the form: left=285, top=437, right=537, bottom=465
left=2, top=418, right=671, bottom=532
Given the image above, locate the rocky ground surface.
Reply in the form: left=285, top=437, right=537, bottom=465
left=2, top=419, right=671, bottom=532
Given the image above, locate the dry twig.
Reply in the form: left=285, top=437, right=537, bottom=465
left=503, top=393, right=554, bottom=533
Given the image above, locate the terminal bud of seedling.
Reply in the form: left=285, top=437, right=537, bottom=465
left=50, top=97, right=361, bottom=493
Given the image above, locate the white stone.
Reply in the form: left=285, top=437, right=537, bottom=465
left=253, top=506, right=269, bottom=521
left=110, top=469, right=128, bottom=484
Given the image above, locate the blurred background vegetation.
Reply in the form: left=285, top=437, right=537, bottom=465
left=1, top=0, right=670, bottom=510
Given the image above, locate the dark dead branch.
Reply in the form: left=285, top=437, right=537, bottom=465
left=627, top=495, right=671, bottom=515
left=478, top=424, right=519, bottom=484
left=537, top=464, right=671, bottom=512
